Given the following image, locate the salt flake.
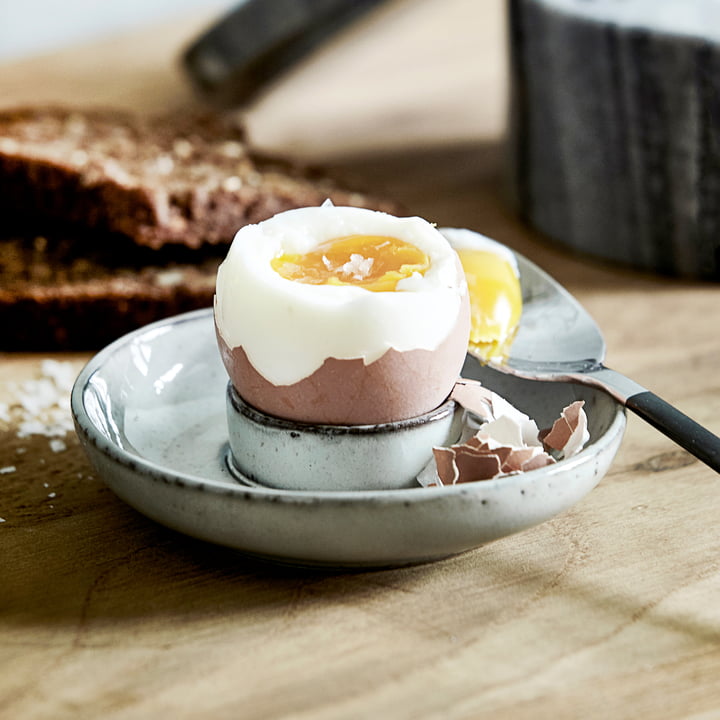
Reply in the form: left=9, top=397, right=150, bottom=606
left=4, top=360, right=78, bottom=440
left=49, top=439, right=67, bottom=453
left=341, top=254, right=374, bottom=280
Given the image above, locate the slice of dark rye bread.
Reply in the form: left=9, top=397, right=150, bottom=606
left=0, top=106, right=399, bottom=248
left=0, top=223, right=224, bottom=350
left=0, top=106, right=401, bottom=350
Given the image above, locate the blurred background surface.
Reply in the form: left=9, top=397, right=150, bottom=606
left=0, top=0, right=505, bottom=160
left=0, top=0, right=234, bottom=61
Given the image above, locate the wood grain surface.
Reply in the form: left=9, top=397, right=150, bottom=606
left=1, top=1, right=719, bottom=718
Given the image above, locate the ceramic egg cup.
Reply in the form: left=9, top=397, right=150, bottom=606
left=225, top=384, right=464, bottom=492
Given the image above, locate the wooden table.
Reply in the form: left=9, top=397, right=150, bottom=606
left=2, top=1, right=719, bottom=717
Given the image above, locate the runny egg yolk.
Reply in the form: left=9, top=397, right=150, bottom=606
left=455, top=248, right=522, bottom=361
left=271, top=235, right=430, bottom=292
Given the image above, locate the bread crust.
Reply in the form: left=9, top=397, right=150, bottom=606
left=0, top=226, right=220, bottom=350
left=0, top=106, right=398, bottom=249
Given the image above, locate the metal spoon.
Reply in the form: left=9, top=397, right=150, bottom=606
left=477, top=249, right=719, bottom=473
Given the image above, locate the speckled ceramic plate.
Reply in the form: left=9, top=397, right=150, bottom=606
left=71, top=308, right=625, bottom=568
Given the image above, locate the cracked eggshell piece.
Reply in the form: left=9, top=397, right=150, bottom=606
left=418, top=382, right=589, bottom=487
left=214, top=204, right=470, bottom=425
left=542, top=400, right=589, bottom=458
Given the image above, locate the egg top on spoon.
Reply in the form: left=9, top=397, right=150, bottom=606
left=440, top=228, right=522, bottom=362
left=214, top=204, right=471, bottom=425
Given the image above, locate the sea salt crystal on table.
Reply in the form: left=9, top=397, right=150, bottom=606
left=2, top=360, right=78, bottom=439
left=40, top=359, right=76, bottom=392
left=49, top=439, right=67, bottom=453
left=17, top=419, right=50, bottom=438
left=17, top=378, right=57, bottom=416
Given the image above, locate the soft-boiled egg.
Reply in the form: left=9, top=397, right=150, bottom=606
left=439, top=228, right=522, bottom=362
left=214, top=204, right=471, bottom=425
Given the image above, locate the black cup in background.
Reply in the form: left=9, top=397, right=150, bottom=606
left=507, top=0, right=720, bottom=280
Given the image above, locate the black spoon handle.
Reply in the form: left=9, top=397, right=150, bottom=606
left=566, top=367, right=720, bottom=474
left=626, top=391, right=720, bottom=473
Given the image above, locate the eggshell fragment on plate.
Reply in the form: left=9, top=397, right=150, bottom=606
left=418, top=380, right=589, bottom=487
left=542, top=400, right=590, bottom=458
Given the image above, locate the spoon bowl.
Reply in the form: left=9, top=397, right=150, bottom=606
left=441, top=228, right=720, bottom=473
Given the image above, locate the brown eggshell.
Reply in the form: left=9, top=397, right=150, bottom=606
left=216, top=293, right=470, bottom=425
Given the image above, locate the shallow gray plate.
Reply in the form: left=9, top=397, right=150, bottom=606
left=71, top=308, right=626, bottom=568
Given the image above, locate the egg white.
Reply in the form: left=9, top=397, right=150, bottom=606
left=214, top=204, right=468, bottom=386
